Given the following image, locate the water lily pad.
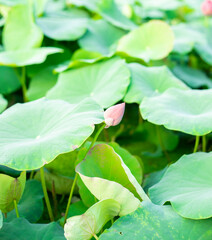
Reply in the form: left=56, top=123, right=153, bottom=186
left=3, top=3, right=43, bottom=51
left=149, top=152, right=212, bottom=219
left=0, top=66, right=20, bottom=94
left=37, top=9, right=89, bottom=41
left=64, top=199, right=120, bottom=240
left=68, top=0, right=98, bottom=11
left=140, top=0, right=182, bottom=10
left=140, top=88, right=212, bottom=136
left=0, top=172, right=26, bottom=213
left=117, top=20, right=174, bottom=62
left=0, top=218, right=65, bottom=240
left=0, top=47, right=63, bottom=67
left=0, top=0, right=26, bottom=6
left=97, top=0, right=136, bottom=30
left=47, top=58, right=130, bottom=108
left=99, top=201, right=212, bottom=240
left=0, top=98, right=103, bottom=171
left=0, top=94, right=7, bottom=113
left=5, top=180, right=43, bottom=222
left=124, top=63, right=188, bottom=104
left=78, top=19, right=126, bottom=55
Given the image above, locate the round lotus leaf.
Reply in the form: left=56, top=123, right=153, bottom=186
left=47, top=57, right=130, bottom=108
left=0, top=171, right=26, bottom=213
left=37, top=9, right=89, bottom=41
left=140, top=88, right=212, bottom=136
left=0, top=47, right=63, bottom=67
left=0, top=98, right=103, bottom=171
left=149, top=152, right=212, bottom=219
left=0, top=218, right=65, bottom=240
left=0, top=94, right=7, bottom=113
left=117, top=20, right=174, bottom=62
left=99, top=201, right=212, bottom=240
left=124, top=63, right=189, bottom=104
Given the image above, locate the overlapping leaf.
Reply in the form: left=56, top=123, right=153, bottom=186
left=0, top=98, right=103, bottom=170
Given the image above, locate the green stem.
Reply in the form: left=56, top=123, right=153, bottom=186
left=29, top=170, right=34, bottom=179
left=40, top=167, right=54, bottom=222
left=156, top=125, right=170, bottom=163
left=14, top=200, right=19, bottom=218
left=20, top=67, right=28, bottom=102
left=63, top=123, right=106, bottom=226
left=93, top=234, right=99, bottom=240
left=202, top=135, right=207, bottom=152
left=193, top=136, right=200, bottom=153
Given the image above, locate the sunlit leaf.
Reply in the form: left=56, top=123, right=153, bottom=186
left=140, top=88, right=212, bottom=136
left=64, top=199, right=120, bottom=240
left=47, top=57, right=130, bottom=108
left=124, top=63, right=188, bottom=104
left=0, top=98, right=103, bottom=170
left=149, top=152, right=212, bottom=219
left=3, top=3, right=43, bottom=51
left=117, top=20, right=174, bottom=62
left=99, top=201, right=212, bottom=239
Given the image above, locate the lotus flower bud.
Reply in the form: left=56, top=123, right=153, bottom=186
left=104, top=103, right=125, bottom=128
left=202, top=0, right=212, bottom=16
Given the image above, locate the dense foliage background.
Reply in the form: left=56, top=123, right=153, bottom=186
left=0, top=0, right=212, bottom=239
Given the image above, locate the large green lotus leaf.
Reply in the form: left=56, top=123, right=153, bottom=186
left=172, top=24, right=203, bottom=54
left=172, top=65, right=212, bottom=89
left=78, top=144, right=148, bottom=201
left=37, top=9, right=89, bottom=41
left=64, top=199, right=120, bottom=240
left=27, top=67, right=57, bottom=101
left=0, top=211, right=2, bottom=229
left=97, top=0, right=136, bottom=30
left=0, top=218, right=65, bottom=240
left=77, top=142, right=143, bottom=207
left=0, top=171, right=26, bottom=213
left=76, top=144, right=147, bottom=216
left=0, top=94, right=7, bottom=113
left=99, top=201, right=212, bottom=240
left=79, top=19, right=126, bottom=55
left=47, top=58, right=130, bottom=108
left=34, top=169, right=75, bottom=195
left=149, top=152, right=212, bottom=219
left=0, top=66, right=20, bottom=94
left=3, top=3, right=43, bottom=51
left=124, top=63, right=188, bottom=104
left=140, top=88, right=212, bottom=136
left=108, top=142, right=142, bottom=184
left=117, top=20, right=174, bottom=62
left=140, top=0, right=182, bottom=10
left=0, top=98, right=103, bottom=171
left=0, top=47, right=63, bottom=67
left=5, top=180, right=43, bottom=222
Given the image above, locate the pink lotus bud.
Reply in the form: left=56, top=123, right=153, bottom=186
left=104, top=103, right=125, bottom=128
left=202, top=0, right=212, bottom=16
